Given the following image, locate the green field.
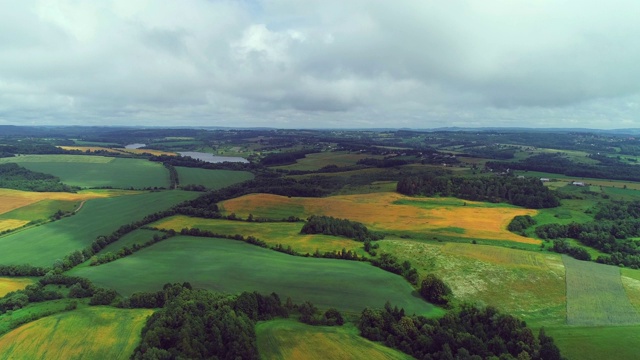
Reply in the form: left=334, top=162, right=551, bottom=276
left=0, top=199, right=78, bottom=225
left=99, top=228, right=166, bottom=254
left=151, top=215, right=366, bottom=255
left=273, top=151, right=384, bottom=171
left=563, top=256, right=640, bottom=326
left=0, top=155, right=169, bottom=189
left=0, top=191, right=198, bottom=267
left=257, top=319, right=413, bottom=360
left=0, top=307, right=152, bottom=360
left=175, top=167, right=254, bottom=189
left=378, top=241, right=566, bottom=325
left=70, top=236, right=443, bottom=316
left=545, top=325, right=640, bottom=360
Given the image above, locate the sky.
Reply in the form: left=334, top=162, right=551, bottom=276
left=1, top=0, right=639, bottom=129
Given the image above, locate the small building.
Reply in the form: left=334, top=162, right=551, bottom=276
left=572, top=181, right=585, bottom=186
left=540, top=178, right=550, bottom=182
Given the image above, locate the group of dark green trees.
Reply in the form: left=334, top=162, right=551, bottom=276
left=397, top=175, right=559, bottom=209
left=300, top=215, right=384, bottom=241
left=0, top=163, right=75, bottom=192
left=536, top=201, right=640, bottom=267
left=359, top=302, right=562, bottom=360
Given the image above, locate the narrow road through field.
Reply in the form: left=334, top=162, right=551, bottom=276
left=74, top=200, right=86, bottom=213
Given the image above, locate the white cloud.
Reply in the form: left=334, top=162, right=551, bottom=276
left=0, top=0, right=638, bottom=128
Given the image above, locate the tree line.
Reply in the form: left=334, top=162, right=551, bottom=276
left=359, top=302, right=563, bottom=360
left=488, top=153, right=640, bottom=182
left=300, top=215, right=384, bottom=242
left=397, top=174, right=559, bottom=209
left=535, top=200, right=640, bottom=267
left=0, top=163, right=76, bottom=192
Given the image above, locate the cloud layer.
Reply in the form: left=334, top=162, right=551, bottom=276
left=1, top=0, right=639, bottom=128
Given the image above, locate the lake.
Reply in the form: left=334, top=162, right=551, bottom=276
left=125, top=143, right=146, bottom=149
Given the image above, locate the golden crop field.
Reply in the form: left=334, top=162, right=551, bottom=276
left=151, top=216, right=365, bottom=255
left=378, top=240, right=566, bottom=325
left=0, top=220, right=29, bottom=233
left=220, top=192, right=539, bottom=244
left=0, top=189, right=120, bottom=216
left=0, top=307, right=153, bottom=360
left=0, top=278, right=34, bottom=298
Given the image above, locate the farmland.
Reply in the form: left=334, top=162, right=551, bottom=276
left=0, top=191, right=198, bottom=266
left=257, top=319, right=413, bottom=360
left=151, top=215, right=366, bottom=255
left=220, top=192, right=538, bottom=244
left=0, top=307, right=152, bottom=360
left=175, top=167, right=254, bottom=190
left=545, top=325, right=640, bottom=360
left=563, top=255, right=640, bottom=326
left=0, top=278, right=34, bottom=298
left=0, top=188, right=132, bottom=233
left=0, top=155, right=169, bottom=189
left=4, top=127, right=640, bottom=358
left=71, top=236, right=443, bottom=316
left=59, top=145, right=176, bottom=156
left=378, top=241, right=566, bottom=325
left=273, top=151, right=384, bottom=171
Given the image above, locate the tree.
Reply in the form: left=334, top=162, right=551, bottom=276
left=419, top=274, right=452, bottom=306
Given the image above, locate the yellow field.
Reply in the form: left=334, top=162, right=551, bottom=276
left=378, top=241, right=566, bottom=325
left=220, top=192, right=538, bottom=244
left=152, top=216, right=365, bottom=255
left=0, top=188, right=126, bottom=216
left=59, top=146, right=176, bottom=156
left=0, top=220, right=29, bottom=232
left=0, top=307, right=153, bottom=360
left=0, top=278, right=34, bottom=298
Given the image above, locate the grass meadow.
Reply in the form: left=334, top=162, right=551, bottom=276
left=70, top=236, right=443, bottom=316
left=563, top=255, right=640, bottom=326
left=257, top=319, right=413, bottom=360
left=0, top=191, right=198, bottom=267
left=0, top=278, right=34, bottom=298
left=220, top=192, right=539, bottom=244
left=175, top=167, right=254, bottom=190
left=0, top=155, right=169, bottom=189
left=151, top=216, right=366, bottom=255
left=378, top=241, right=566, bottom=325
left=621, top=268, right=640, bottom=312
left=273, top=151, right=384, bottom=171
left=0, top=307, right=152, bottom=360
left=545, top=325, right=640, bottom=360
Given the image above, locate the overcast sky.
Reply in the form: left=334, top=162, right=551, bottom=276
left=1, top=0, right=639, bottom=129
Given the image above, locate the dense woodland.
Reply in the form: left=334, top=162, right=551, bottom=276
left=0, top=163, right=75, bottom=192
left=536, top=200, right=640, bottom=267
left=397, top=174, right=559, bottom=209
left=300, top=215, right=384, bottom=242
left=359, top=302, right=562, bottom=360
